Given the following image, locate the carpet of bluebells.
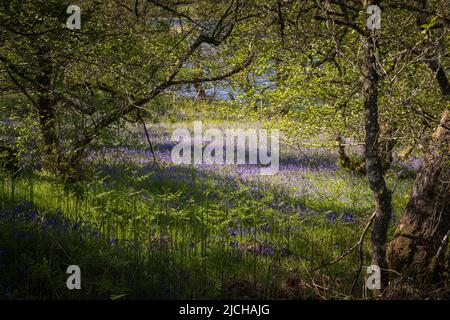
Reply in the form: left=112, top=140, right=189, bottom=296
left=0, top=116, right=416, bottom=299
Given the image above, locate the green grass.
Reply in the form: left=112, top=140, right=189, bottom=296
left=0, top=103, right=415, bottom=299
left=0, top=164, right=413, bottom=299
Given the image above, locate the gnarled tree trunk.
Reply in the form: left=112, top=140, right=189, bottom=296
left=388, top=110, right=450, bottom=284
left=387, top=0, right=450, bottom=291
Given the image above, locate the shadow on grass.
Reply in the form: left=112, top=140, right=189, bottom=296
left=0, top=199, right=219, bottom=300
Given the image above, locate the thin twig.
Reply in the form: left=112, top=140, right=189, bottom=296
left=436, top=229, right=450, bottom=259
left=137, top=112, right=157, bottom=166
left=350, top=211, right=378, bottom=295
left=312, top=211, right=377, bottom=273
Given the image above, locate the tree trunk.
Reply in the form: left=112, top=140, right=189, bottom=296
left=36, top=47, right=60, bottom=172
left=362, top=16, right=393, bottom=290
left=336, top=135, right=351, bottom=169
left=387, top=0, right=450, bottom=291
left=65, top=144, right=88, bottom=182
left=37, top=96, right=59, bottom=169
left=388, top=110, right=450, bottom=283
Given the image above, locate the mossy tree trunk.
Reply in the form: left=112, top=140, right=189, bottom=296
left=388, top=110, right=450, bottom=283
left=362, top=1, right=393, bottom=291
left=388, top=0, right=450, bottom=287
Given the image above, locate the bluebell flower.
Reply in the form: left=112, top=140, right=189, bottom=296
left=59, top=225, right=69, bottom=233
left=342, top=213, right=355, bottom=223
left=110, top=236, right=118, bottom=245
left=91, top=231, right=101, bottom=238
left=326, top=212, right=338, bottom=222
left=14, top=204, right=24, bottom=214
left=48, top=218, right=57, bottom=226
left=228, top=227, right=237, bottom=237
left=72, top=222, right=82, bottom=230
left=27, top=211, right=38, bottom=221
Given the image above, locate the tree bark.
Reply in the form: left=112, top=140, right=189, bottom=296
left=388, top=110, right=450, bottom=283
left=362, top=15, right=393, bottom=290
left=336, top=135, right=351, bottom=169
left=36, top=47, right=60, bottom=172
left=387, top=0, right=450, bottom=290
left=37, top=96, right=59, bottom=167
